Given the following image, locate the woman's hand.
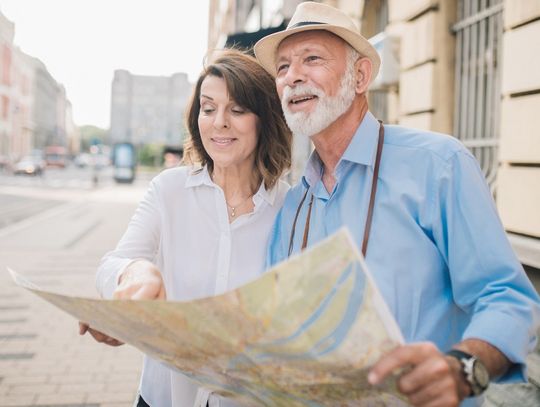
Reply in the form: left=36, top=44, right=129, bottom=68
left=79, top=260, right=165, bottom=347
left=79, top=322, right=124, bottom=346
left=113, top=259, right=166, bottom=300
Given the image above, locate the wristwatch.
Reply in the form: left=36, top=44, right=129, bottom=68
left=446, top=349, right=490, bottom=396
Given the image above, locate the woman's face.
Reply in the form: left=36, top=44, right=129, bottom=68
left=198, top=75, right=259, bottom=171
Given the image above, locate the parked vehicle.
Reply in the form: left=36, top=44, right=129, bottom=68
left=44, top=145, right=68, bottom=168
left=74, top=153, right=91, bottom=168
left=111, top=142, right=136, bottom=183
left=13, top=155, right=46, bottom=176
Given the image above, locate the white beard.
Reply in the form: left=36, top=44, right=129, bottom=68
left=281, top=60, right=357, bottom=138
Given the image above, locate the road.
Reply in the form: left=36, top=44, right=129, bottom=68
left=0, top=165, right=158, bottom=407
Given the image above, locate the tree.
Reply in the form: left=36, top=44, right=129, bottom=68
left=78, top=125, right=109, bottom=152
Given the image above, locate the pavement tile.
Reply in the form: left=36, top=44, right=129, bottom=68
left=58, top=383, right=106, bottom=394
left=1, top=374, right=48, bottom=385
left=48, top=373, right=94, bottom=384
left=85, top=391, right=137, bottom=403
left=0, top=189, right=145, bottom=404
left=0, top=394, right=36, bottom=406
left=8, top=383, right=59, bottom=395
left=35, top=392, right=87, bottom=405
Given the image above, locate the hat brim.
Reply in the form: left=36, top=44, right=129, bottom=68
left=254, top=24, right=381, bottom=81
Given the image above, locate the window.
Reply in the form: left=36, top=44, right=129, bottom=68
left=453, top=0, right=504, bottom=187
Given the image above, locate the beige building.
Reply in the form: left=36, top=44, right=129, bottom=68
left=208, top=0, right=540, bottom=270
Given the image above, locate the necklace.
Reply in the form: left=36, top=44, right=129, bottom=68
left=226, top=195, right=253, bottom=217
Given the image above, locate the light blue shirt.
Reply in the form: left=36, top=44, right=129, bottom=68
left=267, top=111, right=540, bottom=405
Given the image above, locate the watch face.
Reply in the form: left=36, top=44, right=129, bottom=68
left=473, top=359, right=490, bottom=390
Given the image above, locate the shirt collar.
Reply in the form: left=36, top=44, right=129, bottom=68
left=185, top=165, right=214, bottom=188
left=301, top=111, right=381, bottom=188
left=185, top=164, right=278, bottom=206
left=341, top=111, right=381, bottom=166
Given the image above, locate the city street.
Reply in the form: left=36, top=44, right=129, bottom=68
left=0, top=165, right=157, bottom=407
left=1, top=165, right=540, bottom=406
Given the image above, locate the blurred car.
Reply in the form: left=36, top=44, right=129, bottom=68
left=44, top=145, right=68, bottom=168
left=13, top=155, right=46, bottom=176
left=0, top=154, right=10, bottom=171
left=74, top=153, right=91, bottom=168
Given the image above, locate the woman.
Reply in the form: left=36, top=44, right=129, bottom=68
left=80, top=49, right=291, bottom=407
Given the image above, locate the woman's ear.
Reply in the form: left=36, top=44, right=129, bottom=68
left=355, top=57, right=372, bottom=95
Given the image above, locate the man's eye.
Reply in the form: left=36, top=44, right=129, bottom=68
left=306, top=55, right=320, bottom=62
left=277, top=64, right=289, bottom=73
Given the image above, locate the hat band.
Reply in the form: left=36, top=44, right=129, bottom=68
left=288, top=21, right=327, bottom=29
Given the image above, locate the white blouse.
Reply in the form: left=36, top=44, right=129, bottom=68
left=96, top=165, right=289, bottom=407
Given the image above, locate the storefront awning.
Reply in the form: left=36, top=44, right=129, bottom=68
left=225, top=22, right=287, bottom=53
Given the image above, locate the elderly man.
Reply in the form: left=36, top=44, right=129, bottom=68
left=255, top=2, right=540, bottom=407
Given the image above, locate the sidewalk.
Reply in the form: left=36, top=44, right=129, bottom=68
left=0, top=186, right=146, bottom=406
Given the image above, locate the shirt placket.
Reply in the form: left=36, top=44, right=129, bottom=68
left=214, top=187, right=231, bottom=296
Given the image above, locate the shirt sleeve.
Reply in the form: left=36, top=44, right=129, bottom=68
left=430, top=149, right=540, bottom=382
left=266, top=207, right=286, bottom=270
left=265, top=185, right=302, bottom=270
left=96, top=178, right=163, bottom=299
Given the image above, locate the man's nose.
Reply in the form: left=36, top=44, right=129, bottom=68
left=284, top=61, right=306, bottom=87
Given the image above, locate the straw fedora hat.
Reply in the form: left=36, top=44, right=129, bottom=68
left=254, top=1, right=380, bottom=81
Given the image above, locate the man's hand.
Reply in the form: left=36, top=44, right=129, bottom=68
left=368, top=342, right=469, bottom=407
left=78, top=322, right=124, bottom=346
left=113, top=259, right=166, bottom=300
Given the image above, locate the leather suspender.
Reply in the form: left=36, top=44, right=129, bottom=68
left=287, top=121, right=385, bottom=258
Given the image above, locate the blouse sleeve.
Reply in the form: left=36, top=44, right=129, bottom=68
left=96, top=178, right=163, bottom=299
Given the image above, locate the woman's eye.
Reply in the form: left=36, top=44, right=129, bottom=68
left=231, top=107, right=245, bottom=114
left=201, top=106, right=214, bottom=114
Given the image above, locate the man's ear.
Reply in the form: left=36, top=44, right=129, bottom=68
left=355, top=57, right=372, bottom=95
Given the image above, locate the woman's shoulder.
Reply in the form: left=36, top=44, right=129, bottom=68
left=152, top=165, right=192, bottom=185
left=272, top=178, right=291, bottom=206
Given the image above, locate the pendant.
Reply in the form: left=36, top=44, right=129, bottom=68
left=230, top=207, right=236, bottom=217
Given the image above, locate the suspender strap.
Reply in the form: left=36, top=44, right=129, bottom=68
left=301, top=194, right=315, bottom=251
left=288, top=187, right=310, bottom=257
left=361, top=121, right=384, bottom=256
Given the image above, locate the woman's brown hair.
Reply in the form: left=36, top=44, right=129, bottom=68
left=183, top=48, right=291, bottom=189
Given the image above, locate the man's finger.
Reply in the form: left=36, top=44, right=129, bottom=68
left=369, top=343, right=439, bottom=385
left=406, top=374, right=459, bottom=407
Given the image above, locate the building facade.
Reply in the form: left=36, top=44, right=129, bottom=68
left=109, top=70, right=191, bottom=146
left=208, top=0, right=540, bottom=270
left=0, top=9, right=77, bottom=160
left=0, top=10, right=15, bottom=160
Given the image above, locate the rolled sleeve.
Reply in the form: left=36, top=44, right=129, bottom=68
left=433, top=150, right=540, bottom=382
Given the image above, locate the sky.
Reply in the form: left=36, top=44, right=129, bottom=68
left=0, top=0, right=210, bottom=128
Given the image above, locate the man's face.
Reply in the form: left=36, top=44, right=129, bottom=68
left=275, top=31, right=356, bottom=137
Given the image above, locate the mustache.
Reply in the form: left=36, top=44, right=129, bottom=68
left=281, top=84, right=325, bottom=106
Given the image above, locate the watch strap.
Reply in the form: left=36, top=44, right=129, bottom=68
left=446, top=349, right=489, bottom=396
left=446, top=349, right=474, bottom=361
